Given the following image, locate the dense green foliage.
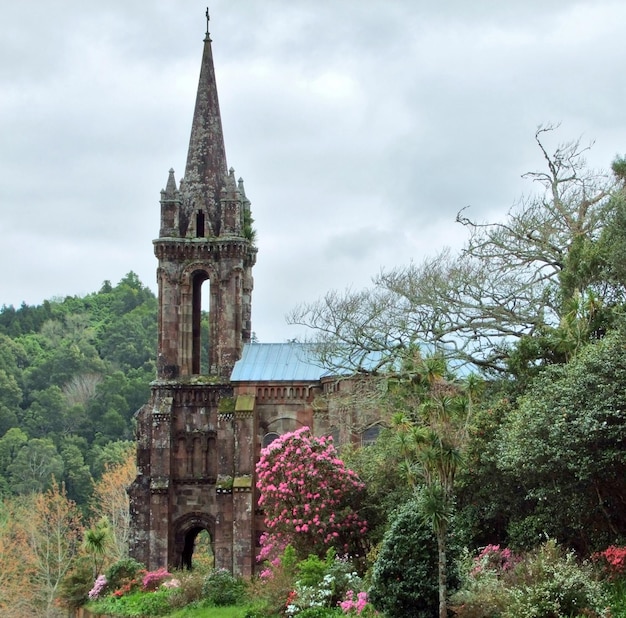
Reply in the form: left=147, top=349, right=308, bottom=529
left=288, top=135, right=626, bottom=615
left=202, top=569, right=247, bottom=607
left=451, top=541, right=609, bottom=618
left=4, top=131, right=626, bottom=616
left=0, top=272, right=156, bottom=507
left=458, top=324, right=626, bottom=554
left=499, top=327, right=626, bottom=551
left=90, top=588, right=175, bottom=616
left=369, top=499, right=458, bottom=618
left=340, top=428, right=412, bottom=544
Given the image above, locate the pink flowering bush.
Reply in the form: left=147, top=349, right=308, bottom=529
left=472, top=544, right=519, bottom=575
left=593, top=545, right=626, bottom=580
left=142, top=567, right=173, bottom=591
left=161, top=578, right=181, bottom=589
left=340, top=590, right=375, bottom=615
left=88, top=574, right=108, bottom=600
left=256, top=427, right=368, bottom=561
left=451, top=541, right=609, bottom=618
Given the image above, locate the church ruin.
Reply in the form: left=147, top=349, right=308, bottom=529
left=128, top=12, right=381, bottom=576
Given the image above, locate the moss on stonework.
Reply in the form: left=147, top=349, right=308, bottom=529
left=235, top=394, right=255, bottom=412
left=233, top=475, right=252, bottom=489
left=186, top=375, right=228, bottom=385
left=152, top=375, right=229, bottom=387
left=218, top=397, right=236, bottom=412
left=243, top=209, right=257, bottom=245
left=216, top=475, right=233, bottom=491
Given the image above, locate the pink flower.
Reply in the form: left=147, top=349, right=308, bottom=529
left=339, top=590, right=371, bottom=614
left=256, top=426, right=367, bottom=559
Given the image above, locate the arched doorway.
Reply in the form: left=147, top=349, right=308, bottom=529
left=180, top=527, right=214, bottom=570
left=173, top=513, right=215, bottom=569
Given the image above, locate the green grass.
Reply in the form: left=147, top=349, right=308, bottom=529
left=166, top=605, right=251, bottom=618
left=86, top=601, right=252, bottom=618
left=608, top=580, right=626, bottom=618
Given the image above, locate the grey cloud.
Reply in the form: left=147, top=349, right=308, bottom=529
left=2, top=1, right=626, bottom=344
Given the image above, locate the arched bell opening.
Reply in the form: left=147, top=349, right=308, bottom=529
left=191, top=271, right=210, bottom=374
left=196, top=210, right=205, bottom=237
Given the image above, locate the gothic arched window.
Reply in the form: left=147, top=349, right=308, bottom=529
left=361, top=424, right=382, bottom=446
left=196, top=211, right=205, bottom=237
left=262, top=432, right=280, bottom=449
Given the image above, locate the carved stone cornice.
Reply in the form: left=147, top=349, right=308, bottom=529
left=154, top=237, right=257, bottom=265
left=172, top=476, right=217, bottom=485
left=150, top=477, right=170, bottom=494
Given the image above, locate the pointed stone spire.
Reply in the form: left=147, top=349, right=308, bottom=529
left=181, top=10, right=228, bottom=237
left=160, top=168, right=181, bottom=237
left=237, top=177, right=246, bottom=197
left=238, top=176, right=251, bottom=216
left=227, top=166, right=237, bottom=191
left=164, top=168, right=178, bottom=197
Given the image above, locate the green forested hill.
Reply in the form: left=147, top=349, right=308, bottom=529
left=0, top=272, right=155, bottom=508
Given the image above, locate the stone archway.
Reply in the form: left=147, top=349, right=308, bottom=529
left=173, top=512, right=216, bottom=569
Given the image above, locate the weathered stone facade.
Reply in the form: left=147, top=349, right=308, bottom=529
left=128, top=17, right=379, bottom=576
left=128, top=22, right=259, bottom=575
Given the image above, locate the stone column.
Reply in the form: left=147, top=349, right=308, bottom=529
left=232, top=394, right=256, bottom=577
left=148, top=394, right=173, bottom=569
left=214, top=406, right=235, bottom=572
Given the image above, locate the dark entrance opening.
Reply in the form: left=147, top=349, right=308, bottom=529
left=180, top=527, right=214, bottom=570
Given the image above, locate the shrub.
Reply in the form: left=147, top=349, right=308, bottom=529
left=594, top=545, right=626, bottom=580
left=142, top=566, right=172, bottom=591
left=472, top=544, right=520, bottom=575
left=58, top=556, right=95, bottom=609
left=594, top=549, right=626, bottom=618
left=369, top=500, right=456, bottom=618
left=451, top=540, right=610, bottom=618
left=88, top=588, right=173, bottom=616
left=284, top=549, right=365, bottom=617
left=297, top=552, right=331, bottom=588
left=504, top=541, right=608, bottom=618
left=256, top=427, right=368, bottom=561
left=248, top=545, right=300, bottom=616
left=250, top=545, right=367, bottom=617
left=450, top=547, right=516, bottom=617
left=286, top=580, right=334, bottom=616
left=88, top=573, right=109, bottom=600
left=105, top=557, right=145, bottom=592
left=339, top=590, right=375, bottom=615
left=167, top=568, right=207, bottom=609
left=202, top=568, right=246, bottom=606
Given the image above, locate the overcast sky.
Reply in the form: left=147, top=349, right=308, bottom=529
left=2, top=1, right=626, bottom=342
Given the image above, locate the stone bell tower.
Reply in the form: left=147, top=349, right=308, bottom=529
left=129, top=12, right=258, bottom=575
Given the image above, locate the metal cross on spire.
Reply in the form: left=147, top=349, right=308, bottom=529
left=205, top=7, right=210, bottom=36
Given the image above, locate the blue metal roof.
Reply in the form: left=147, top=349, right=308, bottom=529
left=230, top=343, right=328, bottom=382
left=230, top=342, right=474, bottom=383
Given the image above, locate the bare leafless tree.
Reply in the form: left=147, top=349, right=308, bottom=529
left=289, top=126, right=618, bottom=374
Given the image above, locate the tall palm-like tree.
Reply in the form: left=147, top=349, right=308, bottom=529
left=83, top=517, right=111, bottom=578
left=393, top=359, right=478, bottom=618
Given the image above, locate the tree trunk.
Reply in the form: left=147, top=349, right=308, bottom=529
left=437, top=525, right=447, bottom=618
